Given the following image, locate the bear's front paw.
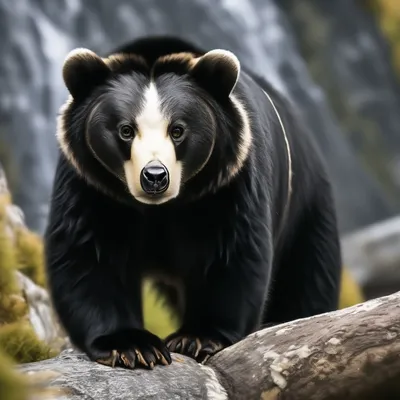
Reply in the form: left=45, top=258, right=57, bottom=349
left=165, top=332, right=225, bottom=363
left=91, top=329, right=172, bottom=370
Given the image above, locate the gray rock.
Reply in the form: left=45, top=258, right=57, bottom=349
left=282, top=0, right=400, bottom=220
left=0, top=0, right=398, bottom=234
left=20, top=349, right=228, bottom=400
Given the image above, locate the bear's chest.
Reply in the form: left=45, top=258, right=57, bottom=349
left=133, top=207, right=221, bottom=278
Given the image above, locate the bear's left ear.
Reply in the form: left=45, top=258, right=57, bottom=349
left=190, top=49, right=240, bottom=99
left=62, top=48, right=111, bottom=101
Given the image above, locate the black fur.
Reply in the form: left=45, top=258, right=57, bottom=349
left=45, top=35, right=342, bottom=369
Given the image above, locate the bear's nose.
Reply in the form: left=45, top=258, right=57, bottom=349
left=140, top=161, right=169, bottom=195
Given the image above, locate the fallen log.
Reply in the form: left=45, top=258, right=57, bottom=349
left=18, top=290, right=400, bottom=400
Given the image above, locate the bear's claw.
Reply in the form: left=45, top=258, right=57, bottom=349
left=165, top=334, right=225, bottom=363
left=96, top=345, right=171, bottom=369
left=93, top=329, right=172, bottom=370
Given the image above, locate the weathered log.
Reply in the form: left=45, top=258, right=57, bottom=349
left=341, top=215, right=400, bottom=297
left=17, top=291, right=400, bottom=400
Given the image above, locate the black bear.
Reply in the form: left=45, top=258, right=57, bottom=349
left=44, top=35, right=342, bottom=370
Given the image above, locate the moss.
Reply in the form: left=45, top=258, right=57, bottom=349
left=0, top=350, right=27, bottom=400
left=0, top=322, right=56, bottom=364
left=0, top=194, right=55, bottom=365
left=0, top=188, right=55, bottom=399
left=0, top=192, right=46, bottom=289
left=14, top=227, right=46, bottom=287
left=0, top=197, right=28, bottom=324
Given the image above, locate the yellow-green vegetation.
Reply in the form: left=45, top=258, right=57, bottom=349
left=0, top=195, right=45, bottom=290
left=0, top=198, right=28, bottom=325
left=339, top=267, right=365, bottom=309
left=367, top=0, right=400, bottom=76
left=0, top=193, right=46, bottom=288
left=14, top=226, right=46, bottom=288
left=0, top=351, right=27, bottom=400
left=0, top=194, right=50, bottom=400
left=0, top=322, right=55, bottom=364
left=0, top=194, right=54, bottom=363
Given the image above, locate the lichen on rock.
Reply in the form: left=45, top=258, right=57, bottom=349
left=0, top=164, right=62, bottom=400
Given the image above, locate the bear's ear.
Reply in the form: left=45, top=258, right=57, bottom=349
left=190, top=49, right=240, bottom=99
left=62, top=48, right=111, bottom=101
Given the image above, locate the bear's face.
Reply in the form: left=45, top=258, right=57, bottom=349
left=58, top=47, right=243, bottom=205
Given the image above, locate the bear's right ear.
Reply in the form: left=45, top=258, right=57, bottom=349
left=189, top=49, right=240, bottom=100
left=62, top=48, right=111, bottom=101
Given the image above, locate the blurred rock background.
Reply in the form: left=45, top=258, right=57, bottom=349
left=0, top=0, right=399, bottom=236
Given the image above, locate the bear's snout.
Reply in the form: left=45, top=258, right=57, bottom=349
left=140, top=160, right=170, bottom=195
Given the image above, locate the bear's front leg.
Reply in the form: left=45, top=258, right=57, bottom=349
left=46, top=250, right=172, bottom=370
left=45, top=208, right=171, bottom=370
left=165, top=239, right=271, bottom=363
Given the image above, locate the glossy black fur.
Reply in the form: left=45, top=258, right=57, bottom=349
left=45, top=35, right=342, bottom=368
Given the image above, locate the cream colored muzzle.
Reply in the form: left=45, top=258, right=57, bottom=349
left=123, top=134, right=183, bottom=205
left=123, top=82, right=183, bottom=204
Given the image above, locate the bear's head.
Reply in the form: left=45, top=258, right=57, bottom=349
left=57, top=44, right=251, bottom=205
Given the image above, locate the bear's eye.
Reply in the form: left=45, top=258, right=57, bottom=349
left=169, top=125, right=185, bottom=140
left=119, top=124, right=134, bottom=141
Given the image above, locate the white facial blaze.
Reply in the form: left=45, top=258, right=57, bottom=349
left=123, top=82, right=182, bottom=204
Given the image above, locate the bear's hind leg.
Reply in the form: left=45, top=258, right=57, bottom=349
left=165, top=232, right=272, bottom=363
left=262, top=183, right=342, bottom=324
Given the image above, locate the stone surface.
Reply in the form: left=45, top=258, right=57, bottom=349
left=20, top=349, right=228, bottom=400
left=16, top=271, right=64, bottom=347
left=0, top=0, right=399, bottom=234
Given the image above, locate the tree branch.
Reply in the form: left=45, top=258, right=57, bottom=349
left=18, top=291, right=400, bottom=400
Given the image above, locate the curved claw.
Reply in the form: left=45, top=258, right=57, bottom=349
left=96, top=349, right=119, bottom=368
left=92, top=329, right=172, bottom=370
left=165, top=333, right=225, bottom=363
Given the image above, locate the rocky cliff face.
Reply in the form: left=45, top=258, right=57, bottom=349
left=0, top=0, right=399, bottom=234
left=283, top=0, right=400, bottom=212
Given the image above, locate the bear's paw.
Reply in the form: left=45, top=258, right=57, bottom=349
left=92, top=329, right=171, bottom=370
